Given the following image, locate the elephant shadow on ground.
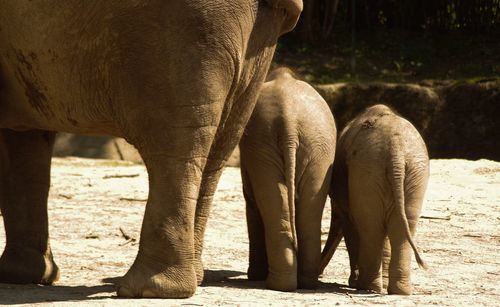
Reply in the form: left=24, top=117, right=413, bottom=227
left=201, top=269, right=364, bottom=295
left=0, top=282, right=116, bottom=304
left=0, top=272, right=373, bottom=303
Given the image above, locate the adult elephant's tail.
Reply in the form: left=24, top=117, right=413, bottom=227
left=390, top=136, right=428, bottom=270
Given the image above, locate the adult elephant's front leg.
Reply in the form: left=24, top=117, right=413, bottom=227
left=0, top=129, right=59, bottom=285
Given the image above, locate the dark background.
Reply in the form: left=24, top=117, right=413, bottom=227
left=274, top=0, right=499, bottom=84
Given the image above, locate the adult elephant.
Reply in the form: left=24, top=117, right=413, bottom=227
left=0, top=0, right=302, bottom=298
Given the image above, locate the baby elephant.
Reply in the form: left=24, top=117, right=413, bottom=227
left=240, top=67, right=336, bottom=291
left=321, top=104, right=428, bottom=295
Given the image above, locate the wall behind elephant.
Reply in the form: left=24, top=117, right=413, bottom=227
left=53, top=133, right=143, bottom=163
left=53, top=133, right=241, bottom=167
left=315, top=80, right=500, bottom=161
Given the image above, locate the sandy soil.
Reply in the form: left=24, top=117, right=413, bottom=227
left=0, top=157, right=499, bottom=306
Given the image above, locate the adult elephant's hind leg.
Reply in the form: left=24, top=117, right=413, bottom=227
left=116, top=81, right=229, bottom=296
left=116, top=149, right=205, bottom=298
left=0, top=129, right=59, bottom=285
left=382, top=237, right=391, bottom=289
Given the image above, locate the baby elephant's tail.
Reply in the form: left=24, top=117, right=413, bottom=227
left=283, top=139, right=298, bottom=252
left=319, top=205, right=343, bottom=274
left=390, top=137, right=428, bottom=270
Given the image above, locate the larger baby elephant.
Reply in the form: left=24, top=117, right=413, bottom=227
left=0, top=1, right=302, bottom=298
left=321, top=104, right=428, bottom=295
left=240, top=67, right=336, bottom=291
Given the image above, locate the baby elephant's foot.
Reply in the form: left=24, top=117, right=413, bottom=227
left=298, top=274, right=319, bottom=289
left=247, top=264, right=268, bottom=281
left=0, top=246, right=60, bottom=285
left=357, top=276, right=383, bottom=293
left=348, top=269, right=359, bottom=288
left=388, top=279, right=413, bottom=295
left=117, top=259, right=197, bottom=298
left=266, top=272, right=297, bottom=292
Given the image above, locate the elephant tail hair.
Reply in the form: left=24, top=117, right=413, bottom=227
left=283, top=139, right=298, bottom=252
left=390, top=137, right=429, bottom=271
left=319, top=203, right=343, bottom=274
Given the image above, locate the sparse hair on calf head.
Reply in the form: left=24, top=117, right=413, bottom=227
left=266, top=66, right=301, bottom=82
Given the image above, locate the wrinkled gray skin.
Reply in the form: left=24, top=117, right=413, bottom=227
left=240, top=68, right=336, bottom=291
left=320, top=104, right=429, bottom=295
left=0, top=0, right=302, bottom=298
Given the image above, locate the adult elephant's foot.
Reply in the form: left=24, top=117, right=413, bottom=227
left=117, top=260, right=197, bottom=298
left=0, top=246, right=60, bottom=284
left=387, top=279, right=412, bottom=295
left=266, top=272, right=297, bottom=292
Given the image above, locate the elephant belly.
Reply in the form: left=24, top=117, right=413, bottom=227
left=0, top=4, right=124, bottom=135
left=0, top=54, right=119, bottom=135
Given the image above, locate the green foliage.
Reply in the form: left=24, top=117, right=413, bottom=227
left=274, top=28, right=500, bottom=84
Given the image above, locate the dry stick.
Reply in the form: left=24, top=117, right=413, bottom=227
left=119, top=197, right=147, bottom=202
left=119, top=227, right=135, bottom=241
left=113, top=139, right=125, bottom=161
left=103, top=174, right=139, bottom=179
left=420, top=215, right=451, bottom=221
left=463, top=234, right=482, bottom=238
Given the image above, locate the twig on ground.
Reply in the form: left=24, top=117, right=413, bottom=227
left=119, top=227, right=135, bottom=241
left=421, top=214, right=451, bottom=220
left=85, top=232, right=99, bottom=239
left=463, top=234, right=482, bottom=238
left=103, top=174, right=139, bottom=179
left=120, top=197, right=147, bottom=202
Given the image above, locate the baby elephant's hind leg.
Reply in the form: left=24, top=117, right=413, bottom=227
left=386, top=215, right=413, bottom=295
left=251, top=164, right=297, bottom=292
left=349, top=183, right=385, bottom=293
left=295, top=163, right=331, bottom=289
left=386, top=191, right=424, bottom=295
left=242, top=168, right=268, bottom=280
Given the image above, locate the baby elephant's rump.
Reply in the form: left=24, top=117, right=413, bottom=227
left=322, top=104, right=429, bottom=295
left=240, top=67, right=336, bottom=291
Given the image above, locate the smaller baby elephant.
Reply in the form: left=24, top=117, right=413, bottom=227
left=320, top=104, right=428, bottom=295
left=240, top=67, right=336, bottom=291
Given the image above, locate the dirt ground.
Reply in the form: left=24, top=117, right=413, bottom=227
left=0, top=157, right=498, bottom=306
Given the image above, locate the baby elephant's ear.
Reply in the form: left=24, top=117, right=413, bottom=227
left=266, top=0, right=303, bottom=35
